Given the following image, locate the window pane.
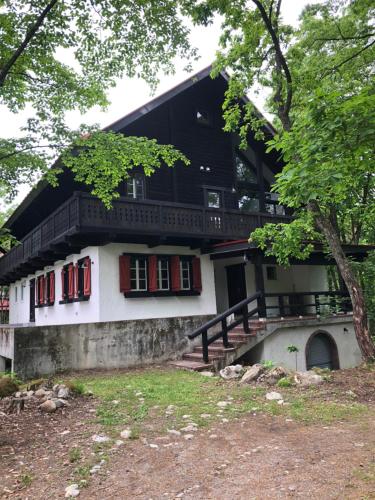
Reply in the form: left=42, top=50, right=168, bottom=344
left=207, top=191, right=221, bottom=208
left=235, top=154, right=257, bottom=183
left=180, top=260, right=191, bottom=290
left=157, top=258, right=170, bottom=290
left=238, top=194, right=260, bottom=212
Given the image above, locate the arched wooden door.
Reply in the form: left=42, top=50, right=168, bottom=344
left=306, top=332, right=339, bottom=370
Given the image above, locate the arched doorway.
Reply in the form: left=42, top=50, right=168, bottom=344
left=306, top=331, right=339, bottom=370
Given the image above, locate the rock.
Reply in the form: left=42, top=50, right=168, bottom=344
left=200, top=371, right=214, bottom=377
left=167, top=429, right=181, bottom=436
left=294, top=371, right=323, bottom=386
left=14, top=391, right=22, bottom=398
left=265, top=391, right=283, bottom=401
left=92, top=434, right=110, bottom=443
left=181, top=424, right=198, bottom=432
left=217, top=401, right=229, bottom=408
left=240, top=364, right=264, bottom=384
left=35, top=388, right=47, bottom=398
left=149, top=443, right=159, bottom=449
left=40, top=400, right=57, bottom=413
left=120, top=429, right=132, bottom=439
left=219, top=364, right=243, bottom=380
left=200, top=413, right=211, bottom=419
left=115, top=440, right=124, bottom=446
left=184, top=434, right=194, bottom=440
left=261, top=366, right=290, bottom=385
left=53, top=399, right=69, bottom=408
left=209, top=434, right=218, bottom=439
left=57, top=385, right=70, bottom=399
left=65, top=484, right=80, bottom=498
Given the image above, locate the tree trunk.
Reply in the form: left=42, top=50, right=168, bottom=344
left=308, top=201, right=375, bottom=361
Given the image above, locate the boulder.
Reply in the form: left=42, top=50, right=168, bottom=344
left=53, top=399, right=69, bottom=408
left=265, top=391, right=283, bottom=401
left=40, top=400, right=57, bottom=413
left=65, top=484, right=80, bottom=498
left=35, top=388, right=47, bottom=398
left=56, top=385, right=70, bottom=399
left=219, top=364, right=243, bottom=380
left=240, top=364, right=264, bottom=384
left=120, top=429, right=132, bottom=439
left=294, top=371, right=323, bottom=386
left=260, top=366, right=290, bottom=385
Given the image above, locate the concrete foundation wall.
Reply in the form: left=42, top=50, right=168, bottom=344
left=12, top=314, right=213, bottom=379
left=244, top=317, right=361, bottom=370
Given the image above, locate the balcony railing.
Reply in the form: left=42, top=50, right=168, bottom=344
left=0, top=192, right=292, bottom=283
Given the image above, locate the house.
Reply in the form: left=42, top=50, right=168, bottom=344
left=0, top=67, right=365, bottom=378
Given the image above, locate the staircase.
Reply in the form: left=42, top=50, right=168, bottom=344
left=169, top=322, right=266, bottom=371
left=169, top=291, right=267, bottom=372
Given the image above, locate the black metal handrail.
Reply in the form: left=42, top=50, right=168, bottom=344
left=188, top=291, right=262, bottom=363
left=188, top=290, right=352, bottom=363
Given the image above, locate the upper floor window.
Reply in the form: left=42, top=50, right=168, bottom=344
left=127, top=175, right=144, bottom=200
left=207, top=190, right=221, bottom=209
left=157, top=257, right=170, bottom=291
left=196, top=109, right=212, bottom=126
left=238, top=193, right=260, bottom=212
left=235, top=152, right=257, bottom=184
left=130, top=256, right=147, bottom=291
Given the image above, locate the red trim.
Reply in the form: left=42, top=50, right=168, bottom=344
left=211, top=239, right=247, bottom=248
left=171, top=256, right=181, bottom=292
left=83, top=257, right=91, bottom=297
left=49, top=271, right=55, bottom=304
left=61, top=268, right=65, bottom=300
left=38, top=275, right=45, bottom=305
left=192, top=257, right=202, bottom=292
left=119, top=255, right=131, bottom=293
left=68, top=264, right=74, bottom=300
left=148, top=255, right=158, bottom=292
left=74, top=263, right=79, bottom=299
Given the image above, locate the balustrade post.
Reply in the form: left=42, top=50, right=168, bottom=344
left=314, top=294, right=321, bottom=316
left=242, top=305, right=250, bottom=333
left=221, top=319, right=229, bottom=347
left=202, top=330, right=209, bottom=363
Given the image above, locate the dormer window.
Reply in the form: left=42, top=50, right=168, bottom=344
left=127, top=175, right=144, bottom=200
left=196, top=109, right=212, bottom=126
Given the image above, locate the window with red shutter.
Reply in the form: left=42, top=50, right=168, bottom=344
left=49, top=271, right=55, bottom=305
left=68, top=264, right=74, bottom=299
left=83, top=257, right=91, bottom=297
left=119, top=255, right=131, bottom=293
left=148, top=255, right=158, bottom=292
left=171, top=256, right=181, bottom=292
left=192, top=257, right=202, bottom=293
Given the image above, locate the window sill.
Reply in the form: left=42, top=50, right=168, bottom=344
left=124, top=290, right=201, bottom=298
left=59, top=296, right=90, bottom=305
left=35, top=302, right=55, bottom=308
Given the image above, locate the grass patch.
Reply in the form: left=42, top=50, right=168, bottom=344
left=69, top=447, right=82, bottom=463
left=73, top=368, right=367, bottom=437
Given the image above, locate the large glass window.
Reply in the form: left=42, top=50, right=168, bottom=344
left=238, top=193, right=260, bottom=212
left=235, top=153, right=258, bottom=184
left=157, top=257, right=170, bottom=290
left=180, top=259, right=191, bottom=290
left=207, top=190, right=221, bottom=208
left=130, top=256, right=147, bottom=291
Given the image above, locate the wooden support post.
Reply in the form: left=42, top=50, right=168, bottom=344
left=278, top=295, right=285, bottom=317
left=221, top=319, right=230, bottom=347
left=254, top=254, right=267, bottom=318
left=202, top=330, right=209, bottom=363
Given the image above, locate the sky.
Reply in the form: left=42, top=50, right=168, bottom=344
left=0, top=0, right=318, bottom=205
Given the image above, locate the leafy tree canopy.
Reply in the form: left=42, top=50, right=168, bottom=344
left=0, top=0, right=194, bottom=202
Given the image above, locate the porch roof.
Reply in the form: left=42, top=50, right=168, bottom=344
left=207, top=239, right=374, bottom=264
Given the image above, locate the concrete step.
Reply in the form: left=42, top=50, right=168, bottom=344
left=183, top=352, right=224, bottom=362
left=227, top=332, right=257, bottom=341
left=168, top=360, right=213, bottom=371
left=194, top=346, right=236, bottom=353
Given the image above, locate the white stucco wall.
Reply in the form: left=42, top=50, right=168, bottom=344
left=253, top=318, right=361, bottom=370
left=214, top=257, right=328, bottom=316
left=8, top=243, right=217, bottom=326
left=98, top=243, right=217, bottom=322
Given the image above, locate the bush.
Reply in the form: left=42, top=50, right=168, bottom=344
left=261, top=360, right=275, bottom=370
left=0, top=375, right=20, bottom=398
left=277, top=377, right=293, bottom=388
left=65, top=380, right=86, bottom=396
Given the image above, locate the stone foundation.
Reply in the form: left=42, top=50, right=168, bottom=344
left=6, top=315, right=213, bottom=379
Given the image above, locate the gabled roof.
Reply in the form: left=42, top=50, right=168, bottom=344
left=4, top=65, right=276, bottom=231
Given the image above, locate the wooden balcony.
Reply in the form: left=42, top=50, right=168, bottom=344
left=0, top=192, right=291, bottom=284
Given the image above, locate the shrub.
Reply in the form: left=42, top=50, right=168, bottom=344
left=65, top=380, right=86, bottom=396
left=0, top=375, right=20, bottom=398
left=277, top=377, right=293, bottom=388
left=261, top=360, right=275, bottom=370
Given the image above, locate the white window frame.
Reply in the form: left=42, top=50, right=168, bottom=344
left=130, top=257, right=148, bottom=291
left=127, top=176, right=144, bottom=200
left=157, top=257, right=170, bottom=291
left=180, top=259, right=191, bottom=290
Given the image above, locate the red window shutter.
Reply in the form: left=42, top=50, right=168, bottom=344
left=39, top=276, right=44, bottom=305
left=49, top=271, right=55, bottom=304
left=148, top=255, right=158, bottom=292
left=74, top=263, right=79, bottom=299
left=61, top=268, right=65, bottom=300
left=192, top=257, right=202, bottom=292
left=68, top=264, right=74, bottom=299
left=119, top=255, right=131, bottom=293
left=171, top=256, right=181, bottom=292
left=83, top=257, right=91, bottom=297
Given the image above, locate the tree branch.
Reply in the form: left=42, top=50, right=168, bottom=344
left=322, top=39, right=375, bottom=78
left=0, top=0, right=59, bottom=87
left=0, top=143, right=66, bottom=162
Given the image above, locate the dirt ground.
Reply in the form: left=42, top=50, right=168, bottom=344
left=1, top=367, right=375, bottom=500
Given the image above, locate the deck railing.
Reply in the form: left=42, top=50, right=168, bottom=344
left=0, top=192, right=291, bottom=282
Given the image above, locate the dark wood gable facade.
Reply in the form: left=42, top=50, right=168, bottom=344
left=0, top=67, right=291, bottom=285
